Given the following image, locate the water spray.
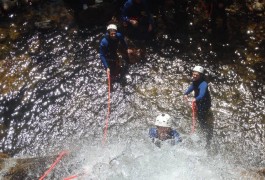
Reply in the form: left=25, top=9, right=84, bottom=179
left=39, top=151, right=68, bottom=180
left=103, top=70, right=111, bottom=144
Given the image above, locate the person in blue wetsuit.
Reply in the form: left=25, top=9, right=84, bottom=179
left=99, top=24, right=132, bottom=79
left=121, top=0, right=154, bottom=39
left=149, top=113, right=182, bottom=147
left=184, top=65, right=213, bottom=148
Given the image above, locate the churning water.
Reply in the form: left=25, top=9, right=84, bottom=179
left=52, top=134, right=243, bottom=179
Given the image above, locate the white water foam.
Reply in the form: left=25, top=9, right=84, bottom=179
left=60, top=131, right=242, bottom=180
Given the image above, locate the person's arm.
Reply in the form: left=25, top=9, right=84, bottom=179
left=184, top=84, right=194, bottom=95
left=117, top=33, right=132, bottom=64
left=195, top=81, right=208, bottom=101
left=99, top=39, right=109, bottom=69
left=117, top=33, right=128, bottom=50
left=184, top=84, right=194, bottom=102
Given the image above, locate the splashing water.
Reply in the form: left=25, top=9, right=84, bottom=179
left=54, top=130, right=243, bottom=180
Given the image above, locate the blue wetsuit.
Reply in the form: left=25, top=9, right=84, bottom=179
left=121, top=0, right=153, bottom=25
left=184, top=77, right=211, bottom=128
left=149, top=128, right=182, bottom=146
left=99, top=32, right=128, bottom=70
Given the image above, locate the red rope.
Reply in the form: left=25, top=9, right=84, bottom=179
left=63, top=175, right=78, bottom=180
left=103, top=70, right=111, bottom=144
left=63, top=172, right=87, bottom=180
left=39, top=151, right=68, bottom=180
left=191, top=101, right=197, bottom=134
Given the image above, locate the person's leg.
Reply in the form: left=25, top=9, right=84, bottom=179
left=197, top=108, right=213, bottom=148
left=204, top=110, right=214, bottom=148
left=109, top=60, right=121, bottom=81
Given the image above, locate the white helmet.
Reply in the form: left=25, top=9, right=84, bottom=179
left=193, top=66, right=204, bottom=74
left=155, top=114, right=172, bottom=128
left=107, top=24, right=117, bottom=31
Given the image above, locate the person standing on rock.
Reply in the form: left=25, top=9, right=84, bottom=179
left=183, top=66, right=213, bottom=148
left=99, top=24, right=132, bottom=80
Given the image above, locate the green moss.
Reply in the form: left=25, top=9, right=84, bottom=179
left=0, top=44, right=10, bottom=59
left=0, top=57, right=31, bottom=95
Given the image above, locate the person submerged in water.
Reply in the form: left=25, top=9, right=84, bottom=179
left=149, top=113, right=182, bottom=147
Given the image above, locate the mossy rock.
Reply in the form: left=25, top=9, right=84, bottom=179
left=0, top=153, right=9, bottom=159
left=0, top=153, right=10, bottom=174
left=0, top=155, right=57, bottom=179
left=0, top=44, right=10, bottom=59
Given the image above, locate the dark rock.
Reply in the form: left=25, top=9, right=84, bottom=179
left=0, top=154, right=58, bottom=179
left=76, top=2, right=116, bottom=27
left=0, top=0, right=18, bottom=12
left=34, top=20, right=54, bottom=29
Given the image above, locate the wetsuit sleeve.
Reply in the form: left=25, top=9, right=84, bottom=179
left=195, top=81, right=208, bottom=101
left=121, top=1, right=132, bottom=23
left=99, top=38, right=109, bottom=69
left=117, top=33, right=128, bottom=50
left=184, top=84, right=194, bottom=95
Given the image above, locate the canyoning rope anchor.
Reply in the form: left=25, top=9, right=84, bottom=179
left=191, top=100, right=197, bottom=134
left=103, top=70, right=111, bottom=144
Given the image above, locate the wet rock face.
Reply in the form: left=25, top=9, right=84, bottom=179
left=1, top=0, right=116, bottom=26
left=0, top=0, right=43, bottom=13
left=0, top=153, right=57, bottom=179
left=0, top=152, right=9, bottom=159
left=0, top=0, right=264, bottom=179
left=1, top=0, right=264, bottom=27
left=1, top=0, right=18, bottom=11
left=252, top=1, right=265, bottom=12
left=77, top=3, right=116, bottom=26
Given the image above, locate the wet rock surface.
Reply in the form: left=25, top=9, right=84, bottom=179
left=0, top=152, right=58, bottom=179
